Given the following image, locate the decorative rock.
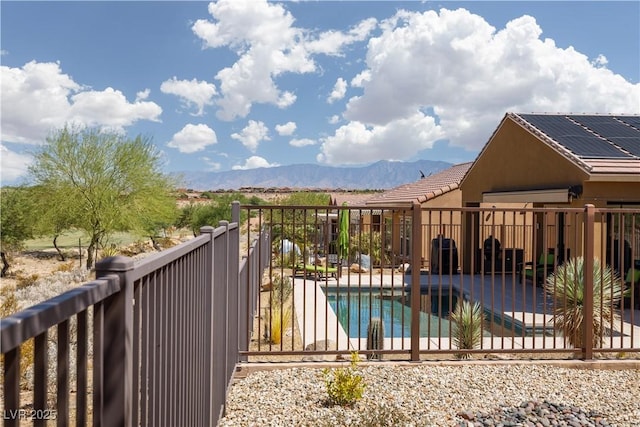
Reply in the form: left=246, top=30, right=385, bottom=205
left=219, top=365, right=639, bottom=427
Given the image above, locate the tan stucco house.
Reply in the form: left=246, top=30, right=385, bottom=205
left=460, top=112, right=640, bottom=273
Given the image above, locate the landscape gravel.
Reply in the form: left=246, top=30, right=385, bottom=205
left=219, top=364, right=640, bottom=427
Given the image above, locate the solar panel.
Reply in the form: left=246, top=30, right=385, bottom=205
left=618, top=116, right=640, bottom=130
left=518, top=114, right=632, bottom=158
left=570, top=115, right=640, bottom=157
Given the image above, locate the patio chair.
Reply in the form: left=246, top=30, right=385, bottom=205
left=518, top=251, right=556, bottom=286
left=294, top=263, right=338, bottom=280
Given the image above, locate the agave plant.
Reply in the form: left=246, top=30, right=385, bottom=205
left=450, top=300, right=485, bottom=359
left=544, top=257, right=624, bottom=348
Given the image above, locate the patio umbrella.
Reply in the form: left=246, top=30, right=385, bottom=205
left=338, top=203, right=349, bottom=267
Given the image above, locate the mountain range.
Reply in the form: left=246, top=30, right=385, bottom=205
left=180, top=159, right=453, bottom=191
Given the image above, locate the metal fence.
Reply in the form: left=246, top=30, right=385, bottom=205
left=2, top=203, right=638, bottom=426
left=1, top=215, right=269, bottom=426
left=241, top=203, right=639, bottom=361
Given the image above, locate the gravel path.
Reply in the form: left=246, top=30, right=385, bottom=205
left=220, top=364, right=640, bottom=427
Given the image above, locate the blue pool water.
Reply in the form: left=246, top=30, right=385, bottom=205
left=325, top=288, right=529, bottom=338
left=325, top=290, right=453, bottom=338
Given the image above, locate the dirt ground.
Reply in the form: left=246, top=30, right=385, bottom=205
left=1, top=250, right=80, bottom=292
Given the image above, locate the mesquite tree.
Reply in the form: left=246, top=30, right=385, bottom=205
left=29, top=126, right=178, bottom=269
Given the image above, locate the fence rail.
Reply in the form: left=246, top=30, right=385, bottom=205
left=1, top=213, right=268, bottom=426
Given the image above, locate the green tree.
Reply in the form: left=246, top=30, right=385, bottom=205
left=269, top=192, right=330, bottom=252
left=0, top=186, right=36, bottom=276
left=28, top=126, right=178, bottom=269
left=180, top=193, right=253, bottom=236
left=30, top=184, right=79, bottom=261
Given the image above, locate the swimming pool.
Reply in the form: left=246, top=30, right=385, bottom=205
left=324, top=288, right=530, bottom=338
left=325, top=289, right=453, bottom=338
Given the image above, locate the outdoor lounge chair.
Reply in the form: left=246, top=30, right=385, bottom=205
left=294, top=263, right=338, bottom=280
left=518, top=251, right=556, bottom=286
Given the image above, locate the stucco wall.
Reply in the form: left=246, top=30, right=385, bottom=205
left=461, top=117, right=589, bottom=205
left=581, top=182, right=640, bottom=207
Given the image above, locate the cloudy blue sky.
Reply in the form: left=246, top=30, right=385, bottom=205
left=2, top=1, right=639, bottom=185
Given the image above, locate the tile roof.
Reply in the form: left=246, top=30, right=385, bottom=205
left=511, top=113, right=640, bottom=175
left=329, top=192, right=380, bottom=206
left=365, top=162, right=472, bottom=206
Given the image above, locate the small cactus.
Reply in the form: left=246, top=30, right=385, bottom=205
left=366, top=317, right=384, bottom=360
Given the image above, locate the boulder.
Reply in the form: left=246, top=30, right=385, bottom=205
left=302, top=340, right=337, bottom=361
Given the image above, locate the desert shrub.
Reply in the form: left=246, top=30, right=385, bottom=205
left=350, top=231, right=387, bottom=266
left=119, top=240, right=151, bottom=257
left=451, top=300, right=485, bottom=359
left=270, top=273, right=292, bottom=306
left=1, top=287, right=37, bottom=390
left=323, top=352, right=365, bottom=407
left=155, top=236, right=178, bottom=249
left=16, top=273, right=40, bottom=290
left=54, top=261, right=76, bottom=273
left=99, top=244, right=120, bottom=259
left=1, top=286, right=19, bottom=317
left=266, top=305, right=292, bottom=344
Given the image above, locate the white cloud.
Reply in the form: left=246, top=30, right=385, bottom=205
left=167, top=123, right=218, bottom=153
left=0, top=144, right=32, bottom=183
left=232, top=155, right=278, bottom=170
left=290, top=138, right=316, bottom=147
left=231, top=120, right=270, bottom=152
left=318, top=113, right=444, bottom=164
left=591, top=54, right=608, bottom=68
left=324, top=7, right=640, bottom=162
left=327, top=77, right=347, bottom=103
left=69, top=87, right=162, bottom=128
left=135, top=89, right=150, bottom=101
left=305, top=18, right=377, bottom=56
left=160, top=76, right=217, bottom=116
left=350, top=70, right=370, bottom=88
left=328, top=115, right=341, bottom=125
left=192, top=0, right=376, bottom=120
left=1, top=60, right=162, bottom=145
left=275, top=121, right=296, bottom=136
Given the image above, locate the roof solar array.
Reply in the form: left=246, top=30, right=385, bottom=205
left=618, top=116, right=640, bottom=129
left=518, top=114, right=634, bottom=159
left=570, top=115, right=640, bottom=157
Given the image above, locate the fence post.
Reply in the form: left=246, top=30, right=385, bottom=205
left=199, top=226, right=215, bottom=426
left=583, top=205, right=595, bottom=360
left=232, top=201, right=240, bottom=224
left=95, top=256, right=135, bottom=427
left=410, top=201, right=423, bottom=361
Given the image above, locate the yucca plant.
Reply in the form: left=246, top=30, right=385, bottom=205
left=544, top=257, right=623, bottom=348
left=450, top=300, right=484, bottom=359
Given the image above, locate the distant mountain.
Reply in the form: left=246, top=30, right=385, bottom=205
left=179, top=159, right=453, bottom=191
